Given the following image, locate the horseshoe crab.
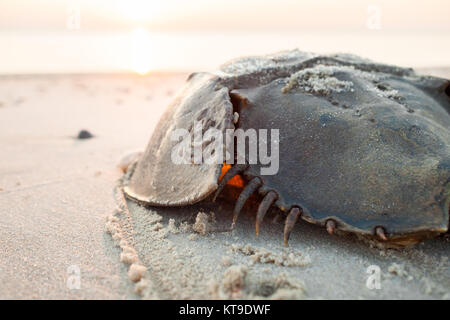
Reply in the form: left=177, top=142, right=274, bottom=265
left=123, top=49, right=450, bottom=246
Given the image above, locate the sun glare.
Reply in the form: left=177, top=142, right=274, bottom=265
left=117, top=1, right=163, bottom=74
left=131, top=27, right=152, bottom=75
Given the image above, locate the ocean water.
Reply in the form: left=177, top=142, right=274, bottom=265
left=1, top=30, right=449, bottom=74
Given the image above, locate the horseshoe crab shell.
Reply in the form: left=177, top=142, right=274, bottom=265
left=124, top=49, right=450, bottom=245
left=124, top=72, right=235, bottom=206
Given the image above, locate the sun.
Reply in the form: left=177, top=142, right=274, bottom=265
left=131, top=27, right=152, bottom=75
left=115, top=0, right=166, bottom=74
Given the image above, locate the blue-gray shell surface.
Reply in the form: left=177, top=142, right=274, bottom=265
left=124, top=49, right=450, bottom=243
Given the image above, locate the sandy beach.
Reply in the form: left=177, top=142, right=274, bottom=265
left=0, top=70, right=449, bottom=300
left=0, top=73, right=186, bottom=299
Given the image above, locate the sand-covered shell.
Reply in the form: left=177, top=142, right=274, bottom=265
left=124, top=49, right=450, bottom=244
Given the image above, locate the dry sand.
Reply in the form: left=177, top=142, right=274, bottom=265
left=0, top=69, right=448, bottom=299
left=0, top=73, right=186, bottom=299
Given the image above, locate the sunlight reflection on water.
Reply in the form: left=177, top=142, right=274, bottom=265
left=1, top=30, right=449, bottom=74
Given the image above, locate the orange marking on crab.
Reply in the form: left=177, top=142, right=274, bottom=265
left=220, top=163, right=244, bottom=188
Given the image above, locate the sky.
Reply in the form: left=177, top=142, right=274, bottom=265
left=1, top=0, right=449, bottom=73
left=1, top=0, right=450, bottom=32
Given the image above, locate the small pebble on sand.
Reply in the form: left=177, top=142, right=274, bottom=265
left=77, top=129, right=94, bottom=139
